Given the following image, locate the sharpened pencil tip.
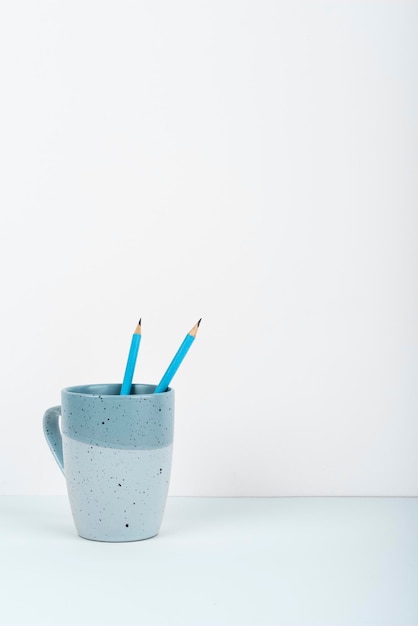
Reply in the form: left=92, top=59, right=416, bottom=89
left=138, top=318, right=142, bottom=325
left=189, top=319, right=202, bottom=337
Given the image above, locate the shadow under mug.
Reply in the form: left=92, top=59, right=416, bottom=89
left=43, top=383, right=174, bottom=542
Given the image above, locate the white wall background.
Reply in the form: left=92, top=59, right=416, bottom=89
left=0, top=1, right=417, bottom=496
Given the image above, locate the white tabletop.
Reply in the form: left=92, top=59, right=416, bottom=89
left=0, top=496, right=417, bottom=626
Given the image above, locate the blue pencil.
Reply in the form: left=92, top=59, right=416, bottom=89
left=120, top=319, right=142, bottom=395
left=154, top=319, right=201, bottom=393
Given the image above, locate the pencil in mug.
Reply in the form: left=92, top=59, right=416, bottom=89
left=120, top=318, right=142, bottom=395
left=154, top=319, right=201, bottom=394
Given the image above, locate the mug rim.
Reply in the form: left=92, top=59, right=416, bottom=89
left=62, top=383, right=173, bottom=397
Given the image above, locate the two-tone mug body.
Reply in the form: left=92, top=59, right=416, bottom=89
left=43, top=383, right=174, bottom=542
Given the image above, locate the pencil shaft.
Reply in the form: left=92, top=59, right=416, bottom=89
left=154, top=333, right=195, bottom=394
left=120, top=333, right=141, bottom=395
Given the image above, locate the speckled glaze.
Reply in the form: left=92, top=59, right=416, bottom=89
left=43, top=384, right=174, bottom=542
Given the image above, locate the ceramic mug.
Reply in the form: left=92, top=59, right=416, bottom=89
left=43, top=383, right=174, bottom=542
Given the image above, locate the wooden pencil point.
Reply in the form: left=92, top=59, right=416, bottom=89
left=189, top=319, right=201, bottom=338
left=134, top=319, right=142, bottom=335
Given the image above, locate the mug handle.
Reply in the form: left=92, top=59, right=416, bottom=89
left=43, top=406, right=65, bottom=475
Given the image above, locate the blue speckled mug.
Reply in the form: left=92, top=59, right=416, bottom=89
left=43, top=384, right=174, bottom=542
